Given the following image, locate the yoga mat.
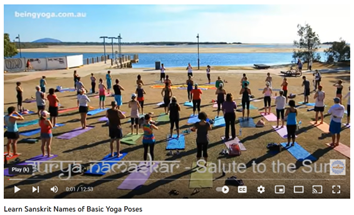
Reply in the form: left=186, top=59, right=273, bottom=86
left=305, top=103, right=316, bottom=106
left=213, top=116, right=225, bottom=127
left=238, top=104, right=257, bottom=110
left=189, top=162, right=213, bottom=188
left=4, top=154, right=58, bottom=177
left=184, top=101, right=193, bottom=107
left=221, top=137, right=246, bottom=151
left=250, top=99, right=262, bottom=102
left=17, top=119, right=39, bottom=128
left=87, top=108, right=108, bottom=116
left=20, top=123, right=65, bottom=137
left=326, top=143, right=350, bottom=158
left=56, top=126, right=94, bottom=139
left=166, top=134, right=185, bottom=150
left=280, top=142, right=317, bottom=161
left=187, top=114, right=200, bottom=124
left=121, top=133, right=143, bottom=145
left=4, top=153, right=20, bottom=161
left=260, top=112, right=277, bottom=122
left=212, top=103, right=218, bottom=108
left=127, top=114, right=145, bottom=123
left=85, top=152, right=127, bottom=176
left=272, top=126, right=297, bottom=138
left=343, top=123, right=350, bottom=128
left=98, top=112, right=126, bottom=122
left=238, top=117, right=256, bottom=128
left=258, top=88, right=281, bottom=91
left=310, top=121, right=329, bottom=133
left=117, top=162, right=159, bottom=190
left=23, top=100, right=36, bottom=103
left=14, top=111, right=34, bottom=116
left=18, top=138, right=39, bottom=143
left=58, top=107, right=78, bottom=114
left=60, top=88, right=76, bottom=92
left=156, top=101, right=164, bottom=106
left=157, top=113, right=169, bottom=122
left=307, top=108, right=314, bottom=112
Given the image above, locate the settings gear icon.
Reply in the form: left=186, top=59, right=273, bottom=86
left=257, top=185, right=265, bottom=194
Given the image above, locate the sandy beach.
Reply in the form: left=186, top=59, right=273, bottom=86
left=21, top=45, right=328, bottom=53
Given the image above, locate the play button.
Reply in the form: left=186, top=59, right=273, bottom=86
left=222, top=186, right=229, bottom=194
left=14, top=186, right=20, bottom=193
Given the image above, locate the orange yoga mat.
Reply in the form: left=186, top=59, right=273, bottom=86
left=310, top=121, right=329, bottom=133
left=4, top=153, right=20, bottom=161
left=326, top=143, right=350, bottom=158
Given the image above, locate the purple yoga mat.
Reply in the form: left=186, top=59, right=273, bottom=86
left=4, top=154, right=58, bottom=176
left=221, top=137, right=246, bottom=151
left=343, top=123, right=350, bottom=128
left=260, top=112, right=277, bottom=122
left=98, top=112, right=126, bottom=122
left=56, top=126, right=94, bottom=139
left=118, top=162, right=159, bottom=190
left=272, top=126, right=297, bottom=138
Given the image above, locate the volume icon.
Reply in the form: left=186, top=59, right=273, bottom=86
left=50, top=186, right=58, bottom=193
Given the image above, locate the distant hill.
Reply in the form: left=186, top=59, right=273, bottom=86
left=32, top=38, right=62, bottom=43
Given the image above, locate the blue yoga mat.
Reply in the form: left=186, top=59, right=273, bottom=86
left=280, top=142, right=317, bottom=162
left=187, top=115, right=210, bottom=124
left=20, top=123, right=65, bottom=137
left=213, top=116, right=225, bottom=127
left=184, top=101, right=193, bottom=107
left=166, top=134, right=185, bottom=150
left=13, top=111, right=35, bottom=116
left=238, top=118, right=256, bottom=128
left=85, top=152, right=128, bottom=176
left=87, top=108, right=108, bottom=116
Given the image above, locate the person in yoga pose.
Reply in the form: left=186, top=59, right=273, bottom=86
left=215, top=83, right=226, bottom=118
left=77, top=89, right=90, bottom=129
left=106, top=70, right=112, bottom=94
left=191, top=84, right=203, bottom=116
left=90, top=73, right=96, bottom=94
left=302, top=76, right=310, bottom=103
left=242, top=76, right=249, bottom=89
left=333, top=80, right=343, bottom=104
left=285, top=100, right=298, bottom=147
left=191, top=112, right=212, bottom=166
left=40, top=76, right=47, bottom=93
left=206, top=65, right=211, bottom=84
left=136, top=83, right=146, bottom=114
left=215, top=76, right=224, bottom=88
left=107, top=101, right=126, bottom=157
left=223, top=93, right=237, bottom=140
left=240, top=83, right=251, bottom=119
left=16, top=82, right=23, bottom=112
left=262, top=82, right=273, bottom=115
left=281, top=78, right=288, bottom=103
left=160, top=63, right=166, bottom=83
left=136, top=74, right=144, bottom=86
left=343, top=86, right=350, bottom=125
left=161, top=83, right=172, bottom=114
left=165, top=75, right=172, bottom=87
left=265, top=72, right=272, bottom=88
left=47, top=88, right=60, bottom=127
left=275, top=91, right=286, bottom=128
left=98, top=79, right=107, bottom=109
left=328, top=98, right=345, bottom=147
left=186, top=63, right=193, bottom=77
left=73, top=70, right=79, bottom=89
left=186, top=75, right=194, bottom=102
left=314, top=86, right=325, bottom=124
left=113, top=79, right=124, bottom=110
left=39, top=111, right=54, bottom=157
left=129, top=93, right=141, bottom=135
left=142, top=114, right=158, bottom=162
left=4, top=106, right=24, bottom=157
left=35, top=86, right=46, bottom=115
left=75, top=77, right=87, bottom=95
left=168, top=96, right=181, bottom=138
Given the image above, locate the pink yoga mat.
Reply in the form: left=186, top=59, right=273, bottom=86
left=326, top=143, right=350, bottom=158
left=117, top=162, right=159, bottom=190
left=56, top=126, right=94, bottom=139
left=260, top=112, right=277, bottom=122
left=213, top=103, right=218, bottom=108
left=221, top=137, right=246, bottom=151
left=272, top=126, right=297, bottom=138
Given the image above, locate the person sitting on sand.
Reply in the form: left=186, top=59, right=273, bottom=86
left=39, top=111, right=53, bottom=157
left=333, top=80, right=343, bottom=104
left=314, top=86, right=325, bottom=124
left=343, top=86, right=350, bottom=125
left=136, top=83, right=146, bottom=114
left=129, top=93, right=141, bottom=135
left=142, top=114, right=158, bottom=162
left=106, top=101, right=126, bottom=157
left=4, top=106, right=24, bottom=157
left=328, top=97, right=345, bottom=148
left=215, top=76, right=224, bottom=88
left=161, top=83, right=172, bottom=114
left=186, top=75, right=194, bottom=102
left=191, top=112, right=212, bottom=166
left=265, top=72, right=272, bottom=88
left=136, top=74, right=144, bottom=86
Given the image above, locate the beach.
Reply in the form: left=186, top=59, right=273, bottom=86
left=21, top=45, right=328, bottom=53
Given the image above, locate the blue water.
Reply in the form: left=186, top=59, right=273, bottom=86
left=14, top=52, right=327, bottom=68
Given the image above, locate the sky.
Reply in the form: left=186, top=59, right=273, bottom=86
left=3, top=4, right=351, bottom=43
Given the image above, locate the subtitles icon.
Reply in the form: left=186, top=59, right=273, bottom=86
left=238, top=186, right=247, bottom=193
left=312, top=185, right=322, bottom=194
left=274, top=185, right=285, bottom=194
left=293, top=186, right=304, bottom=194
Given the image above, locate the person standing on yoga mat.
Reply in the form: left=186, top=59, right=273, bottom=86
left=35, top=86, right=46, bottom=115
left=242, top=77, right=249, bottom=89
left=215, top=76, right=224, bottom=88
left=73, top=70, right=79, bottom=89
left=165, top=75, right=172, bottom=88
left=47, top=88, right=60, bottom=127
left=160, top=63, right=166, bottom=83
left=4, top=106, right=24, bottom=157
left=191, top=84, right=203, bottom=116
left=265, top=73, right=272, bottom=88
left=107, top=101, right=126, bottom=157
left=136, top=83, right=146, bottom=114
left=106, top=71, right=112, bottom=94
left=161, top=83, right=172, bottom=114
left=223, top=93, right=237, bottom=140
left=328, top=97, right=345, bottom=147
left=191, top=112, right=212, bottom=166
left=240, top=83, right=251, bottom=119
left=206, top=65, right=211, bottom=84
left=302, top=76, right=310, bottom=103
left=333, top=80, right=343, bottom=104
left=39, top=111, right=53, bottom=157
left=90, top=73, right=96, bottom=94
left=216, top=83, right=226, bottom=118
left=113, top=79, right=124, bottom=110
left=142, top=114, right=158, bottom=162
left=240, top=73, right=246, bottom=86
left=262, top=82, right=273, bottom=115
left=186, top=63, right=193, bottom=77
left=285, top=100, right=297, bottom=147
left=77, top=89, right=91, bottom=129
left=136, top=74, right=144, bottom=86
left=343, top=86, right=350, bottom=125
left=75, top=77, right=87, bottom=95
left=186, top=76, right=194, bottom=102
left=40, top=76, right=47, bottom=93
left=281, top=78, right=288, bottom=103
left=275, top=91, right=286, bottom=128
left=16, top=82, right=23, bottom=112
left=314, top=86, right=325, bottom=124
left=168, top=96, right=181, bottom=139
left=129, top=93, right=141, bottom=135
left=314, top=70, right=321, bottom=91
left=98, top=79, right=107, bottom=109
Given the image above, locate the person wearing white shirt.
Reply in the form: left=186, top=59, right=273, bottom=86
left=160, top=63, right=166, bottom=83
left=343, top=86, right=350, bottom=125
left=186, top=63, right=193, bottom=77
left=314, top=86, right=325, bottom=124
left=206, top=65, right=211, bottom=84
left=328, top=97, right=345, bottom=147
left=313, top=70, right=321, bottom=91
left=77, top=89, right=91, bottom=129
left=275, top=91, right=286, bottom=128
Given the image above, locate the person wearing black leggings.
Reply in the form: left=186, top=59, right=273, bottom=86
left=191, top=112, right=212, bottom=166
left=168, top=97, right=181, bottom=138
left=191, top=84, right=203, bottom=116
left=223, top=93, right=237, bottom=140
left=215, top=83, right=226, bottom=117
left=142, top=114, right=158, bottom=161
left=240, top=83, right=251, bottom=119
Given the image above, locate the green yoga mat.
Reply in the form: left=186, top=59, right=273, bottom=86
left=157, top=113, right=169, bottom=122
left=121, top=133, right=143, bottom=145
left=189, top=162, right=213, bottom=188
left=238, top=103, right=258, bottom=110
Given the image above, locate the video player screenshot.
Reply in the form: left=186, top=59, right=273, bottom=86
left=2, top=1, right=352, bottom=215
